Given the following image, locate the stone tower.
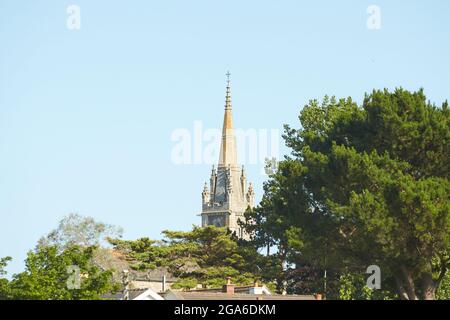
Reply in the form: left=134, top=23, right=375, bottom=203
left=201, top=72, right=254, bottom=238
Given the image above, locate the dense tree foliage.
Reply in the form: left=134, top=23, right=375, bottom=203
left=4, top=246, right=119, bottom=300
left=246, top=89, right=449, bottom=299
left=0, top=257, right=12, bottom=299
left=4, top=245, right=119, bottom=300
left=109, top=226, right=265, bottom=289
left=1, top=214, right=121, bottom=300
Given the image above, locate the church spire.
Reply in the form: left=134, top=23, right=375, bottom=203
left=201, top=73, right=253, bottom=240
left=218, top=71, right=238, bottom=167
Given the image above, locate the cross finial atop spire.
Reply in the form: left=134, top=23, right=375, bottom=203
left=224, top=71, right=232, bottom=110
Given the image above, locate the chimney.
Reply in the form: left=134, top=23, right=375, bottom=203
left=223, top=277, right=235, bottom=294
left=249, top=279, right=264, bottom=295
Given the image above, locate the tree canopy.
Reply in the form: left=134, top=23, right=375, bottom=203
left=109, top=226, right=264, bottom=289
left=246, top=88, right=449, bottom=299
left=20, top=246, right=117, bottom=300
left=0, top=257, right=12, bottom=299
left=1, top=214, right=122, bottom=300
left=37, top=213, right=123, bottom=251
left=1, top=245, right=119, bottom=300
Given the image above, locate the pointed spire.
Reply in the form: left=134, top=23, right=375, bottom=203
left=219, top=71, right=238, bottom=167
left=202, top=182, right=210, bottom=205
left=246, top=182, right=255, bottom=207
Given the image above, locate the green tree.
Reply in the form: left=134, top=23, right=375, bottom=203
left=338, top=272, right=395, bottom=300
left=247, top=89, right=450, bottom=299
left=38, top=213, right=126, bottom=285
left=38, top=213, right=123, bottom=251
left=8, top=245, right=119, bottom=300
left=109, top=226, right=264, bottom=289
left=0, top=256, right=12, bottom=299
left=436, top=271, right=450, bottom=300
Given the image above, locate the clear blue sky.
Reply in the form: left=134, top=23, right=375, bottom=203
left=1, top=0, right=449, bottom=276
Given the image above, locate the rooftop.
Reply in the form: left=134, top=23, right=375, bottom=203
left=164, top=290, right=317, bottom=300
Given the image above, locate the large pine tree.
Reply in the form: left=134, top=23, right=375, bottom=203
left=246, top=89, right=449, bottom=299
